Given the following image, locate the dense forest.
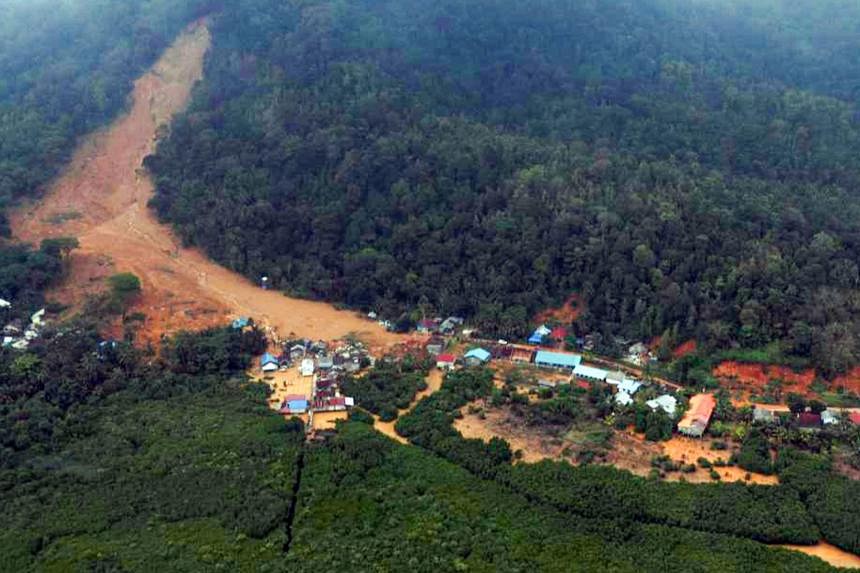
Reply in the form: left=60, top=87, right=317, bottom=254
left=0, top=0, right=217, bottom=233
left=291, top=422, right=834, bottom=572
left=147, top=0, right=860, bottom=373
left=0, top=242, right=65, bottom=321
left=0, top=323, right=304, bottom=570
left=0, top=343, right=840, bottom=571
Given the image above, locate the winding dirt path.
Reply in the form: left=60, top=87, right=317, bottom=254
left=374, top=369, right=445, bottom=443
left=11, top=20, right=402, bottom=351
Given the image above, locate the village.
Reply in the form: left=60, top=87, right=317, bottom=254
left=242, top=309, right=860, bottom=480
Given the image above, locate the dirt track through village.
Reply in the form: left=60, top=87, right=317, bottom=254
left=11, top=21, right=402, bottom=350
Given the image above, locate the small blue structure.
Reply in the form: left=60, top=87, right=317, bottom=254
left=261, top=352, right=279, bottom=372
left=286, top=399, right=308, bottom=413
left=534, top=350, right=582, bottom=370
left=464, top=348, right=492, bottom=365
left=232, top=316, right=250, bottom=329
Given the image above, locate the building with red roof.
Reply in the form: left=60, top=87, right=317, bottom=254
left=797, top=412, right=822, bottom=429
left=550, top=327, right=568, bottom=340
left=436, top=354, right=456, bottom=370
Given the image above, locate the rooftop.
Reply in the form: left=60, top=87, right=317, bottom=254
left=464, top=348, right=491, bottom=362
left=534, top=350, right=582, bottom=368
left=677, top=393, right=715, bottom=431
left=573, top=364, right=608, bottom=380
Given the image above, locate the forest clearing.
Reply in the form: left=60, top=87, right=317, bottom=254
left=9, top=20, right=401, bottom=352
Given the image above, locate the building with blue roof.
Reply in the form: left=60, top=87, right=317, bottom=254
left=232, top=316, right=251, bottom=329
left=464, top=348, right=491, bottom=365
left=261, top=352, right=279, bottom=372
left=534, top=350, right=582, bottom=370
left=286, top=398, right=308, bottom=413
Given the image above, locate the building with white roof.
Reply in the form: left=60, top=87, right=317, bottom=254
left=573, top=364, right=609, bottom=382
left=617, top=379, right=643, bottom=395
left=646, top=395, right=678, bottom=416
left=301, top=358, right=315, bottom=377
left=615, top=391, right=634, bottom=407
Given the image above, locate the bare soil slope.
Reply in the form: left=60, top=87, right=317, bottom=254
left=11, top=21, right=401, bottom=350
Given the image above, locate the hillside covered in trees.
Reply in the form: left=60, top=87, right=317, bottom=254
left=0, top=0, right=217, bottom=234
left=147, top=0, right=860, bottom=374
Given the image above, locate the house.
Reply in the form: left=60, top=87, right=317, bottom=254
left=617, top=379, right=643, bottom=396
left=343, top=361, right=361, bottom=373
left=97, top=340, right=118, bottom=359
left=0, top=298, right=10, bottom=309
left=538, top=379, right=559, bottom=389
left=417, top=319, right=438, bottom=334
left=627, top=342, right=650, bottom=366
left=646, top=395, right=677, bottom=416
left=310, top=340, right=328, bottom=354
left=464, top=348, right=491, bottom=366
left=511, top=347, right=535, bottom=363
left=797, top=412, right=822, bottom=430
left=300, top=358, right=315, bottom=377
left=426, top=336, right=445, bottom=356
left=281, top=394, right=309, bottom=414
left=821, top=409, right=841, bottom=426
left=605, top=370, right=626, bottom=386
left=550, top=327, right=568, bottom=341
left=572, top=364, right=608, bottom=382
left=677, top=393, right=716, bottom=437
left=753, top=407, right=776, bottom=424
left=615, top=391, right=634, bottom=407
left=277, top=353, right=291, bottom=370
left=11, top=339, right=29, bottom=350
left=30, top=309, right=45, bottom=328
left=529, top=325, right=552, bottom=345
left=231, top=316, right=251, bottom=329
left=534, top=350, right=582, bottom=371
left=289, top=344, right=306, bottom=361
left=318, top=355, right=334, bottom=370
left=2, top=323, right=21, bottom=336
left=439, top=316, right=465, bottom=334
left=850, top=412, right=860, bottom=426
left=261, top=352, right=279, bottom=373
left=436, top=354, right=457, bottom=370
left=367, top=311, right=378, bottom=320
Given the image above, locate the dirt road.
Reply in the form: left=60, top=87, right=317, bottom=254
left=11, top=20, right=402, bottom=350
